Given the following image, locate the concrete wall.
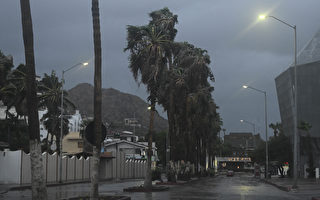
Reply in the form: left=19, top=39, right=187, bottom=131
left=0, top=150, right=146, bottom=184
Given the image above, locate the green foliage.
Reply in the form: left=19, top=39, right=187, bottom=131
left=151, top=167, right=162, bottom=181
left=0, top=53, right=76, bottom=153
left=298, top=121, right=314, bottom=177
left=251, top=123, right=292, bottom=177
left=125, top=8, right=222, bottom=169
left=0, top=51, right=14, bottom=102
left=38, top=71, right=75, bottom=153
left=153, top=131, right=166, bottom=166
left=0, top=118, right=29, bottom=152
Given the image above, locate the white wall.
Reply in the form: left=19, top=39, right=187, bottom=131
left=0, top=150, right=21, bottom=184
left=0, top=150, right=146, bottom=185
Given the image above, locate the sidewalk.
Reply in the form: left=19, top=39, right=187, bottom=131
left=262, top=177, right=320, bottom=199
left=0, top=178, right=134, bottom=195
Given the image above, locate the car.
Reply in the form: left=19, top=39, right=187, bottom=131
left=226, top=170, right=234, bottom=177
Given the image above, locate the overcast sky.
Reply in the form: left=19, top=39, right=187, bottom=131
left=1, top=0, right=320, bottom=139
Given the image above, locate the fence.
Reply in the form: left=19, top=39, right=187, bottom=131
left=0, top=150, right=146, bottom=184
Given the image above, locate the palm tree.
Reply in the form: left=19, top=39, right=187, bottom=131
left=91, top=0, right=102, bottom=198
left=125, top=23, right=170, bottom=189
left=0, top=51, right=14, bottom=102
left=38, top=71, right=75, bottom=152
left=19, top=0, right=47, bottom=199
left=4, top=64, right=29, bottom=118
left=148, top=8, right=178, bottom=166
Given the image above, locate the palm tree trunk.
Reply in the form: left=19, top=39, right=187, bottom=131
left=144, top=101, right=155, bottom=190
left=91, top=0, right=102, bottom=199
left=20, top=0, right=47, bottom=199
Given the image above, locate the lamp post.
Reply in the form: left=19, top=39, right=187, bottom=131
left=240, top=119, right=256, bottom=135
left=243, top=85, right=268, bottom=178
left=59, top=62, right=88, bottom=183
left=259, top=15, right=298, bottom=187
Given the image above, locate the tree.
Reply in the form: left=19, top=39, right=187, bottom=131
left=19, top=0, right=47, bottom=199
left=153, top=131, right=167, bottom=166
left=125, top=8, right=221, bottom=179
left=251, top=123, right=292, bottom=177
left=148, top=9, right=178, bottom=162
left=125, top=19, right=170, bottom=189
left=0, top=51, right=14, bottom=102
left=38, top=71, right=74, bottom=152
left=2, top=64, right=29, bottom=119
left=269, top=122, right=282, bottom=137
left=298, top=121, right=314, bottom=177
left=91, top=0, right=102, bottom=198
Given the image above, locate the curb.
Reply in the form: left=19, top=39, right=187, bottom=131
left=123, top=185, right=169, bottom=192
left=261, top=179, right=291, bottom=192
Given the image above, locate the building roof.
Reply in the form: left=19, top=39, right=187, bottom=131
left=296, top=28, right=320, bottom=65
left=228, top=132, right=253, bottom=137
left=104, top=140, right=156, bottom=149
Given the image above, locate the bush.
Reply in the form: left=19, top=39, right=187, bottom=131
left=152, top=167, right=162, bottom=181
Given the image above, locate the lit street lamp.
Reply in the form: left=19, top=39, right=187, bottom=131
left=258, top=14, right=298, bottom=188
left=59, top=62, right=88, bottom=183
left=240, top=119, right=256, bottom=135
left=243, top=85, right=268, bottom=178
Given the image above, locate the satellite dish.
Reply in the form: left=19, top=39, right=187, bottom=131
left=85, top=121, right=107, bottom=145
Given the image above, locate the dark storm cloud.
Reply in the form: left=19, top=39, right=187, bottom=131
left=1, top=0, right=320, bottom=139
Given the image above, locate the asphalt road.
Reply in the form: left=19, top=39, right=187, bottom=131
left=0, top=173, right=310, bottom=200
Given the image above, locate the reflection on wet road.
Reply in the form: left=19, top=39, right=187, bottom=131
left=0, top=173, right=303, bottom=200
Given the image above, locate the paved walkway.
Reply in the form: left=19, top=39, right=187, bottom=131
left=263, top=177, right=320, bottom=199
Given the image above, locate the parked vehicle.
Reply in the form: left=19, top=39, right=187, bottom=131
left=227, top=170, right=234, bottom=177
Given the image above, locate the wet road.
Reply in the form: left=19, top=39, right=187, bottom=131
left=0, top=173, right=305, bottom=200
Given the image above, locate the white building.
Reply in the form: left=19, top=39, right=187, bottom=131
left=0, top=103, right=83, bottom=142
left=103, top=140, right=158, bottom=168
left=68, top=110, right=82, bottom=132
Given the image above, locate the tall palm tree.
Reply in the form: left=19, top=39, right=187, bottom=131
left=125, top=23, right=170, bottom=189
left=19, top=0, right=47, bottom=199
left=149, top=8, right=178, bottom=167
left=91, top=0, right=102, bottom=198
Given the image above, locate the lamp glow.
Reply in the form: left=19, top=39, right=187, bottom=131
left=240, top=120, right=244, bottom=122
left=259, top=15, right=267, bottom=20
left=242, top=85, right=248, bottom=89
left=83, top=62, right=89, bottom=66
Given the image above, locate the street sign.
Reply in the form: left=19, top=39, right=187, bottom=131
left=85, top=121, right=107, bottom=145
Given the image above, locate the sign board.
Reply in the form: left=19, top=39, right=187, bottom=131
left=85, top=121, right=107, bottom=145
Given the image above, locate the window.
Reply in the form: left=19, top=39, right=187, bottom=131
left=78, top=141, right=83, bottom=148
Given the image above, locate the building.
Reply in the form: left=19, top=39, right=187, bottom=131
left=224, top=132, right=261, bottom=157
left=68, top=110, right=82, bottom=132
left=103, top=140, right=158, bottom=168
left=62, top=132, right=83, bottom=155
left=275, top=29, right=320, bottom=177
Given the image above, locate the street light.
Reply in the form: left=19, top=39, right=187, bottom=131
left=59, top=62, right=88, bottom=183
left=258, top=14, right=298, bottom=188
left=240, top=119, right=256, bottom=135
left=242, top=85, right=268, bottom=179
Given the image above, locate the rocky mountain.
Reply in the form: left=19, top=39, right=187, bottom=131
left=67, top=83, right=168, bottom=135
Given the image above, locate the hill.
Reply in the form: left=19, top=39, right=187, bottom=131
left=67, top=83, right=168, bottom=135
